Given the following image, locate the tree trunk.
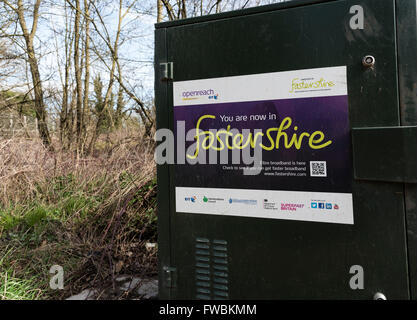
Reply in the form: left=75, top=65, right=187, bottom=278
left=27, top=46, right=51, bottom=147
left=88, top=0, right=124, bottom=154
left=82, top=0, right=91, bottom=153
left=74, top=0, right=83, bottom=150
left=15, top=0, right=52, bottom=148
left=60, top=2, right=73, bottom=147
left=157, top=0, right=163, bottom=22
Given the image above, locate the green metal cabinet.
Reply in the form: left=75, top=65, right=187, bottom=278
left=155, top=0, right=417, bottom=299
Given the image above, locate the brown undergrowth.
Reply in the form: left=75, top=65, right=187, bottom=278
left=0, top=129, right=157, bottom=300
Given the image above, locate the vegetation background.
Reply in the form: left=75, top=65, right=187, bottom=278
left=0, top=0, right=282, bottom=299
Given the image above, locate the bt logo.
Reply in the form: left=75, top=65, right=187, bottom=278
left=185, top=196, right=196, bottom=203
left=209, top=94, right=219, bottom=100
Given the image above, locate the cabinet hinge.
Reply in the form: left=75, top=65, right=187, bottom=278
left=163, top=266, right=177, bottom=288
left=160, top=62, right=174, bottom=81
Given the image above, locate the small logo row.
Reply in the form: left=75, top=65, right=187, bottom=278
left=311, top=202, right=339, bottom=210
left=185, top=196, right=341, bottom=211
left=185, top=196, right=256, bottom=205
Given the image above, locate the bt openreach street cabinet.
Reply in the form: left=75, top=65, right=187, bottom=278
left=155, top=0, right=417, bottom=299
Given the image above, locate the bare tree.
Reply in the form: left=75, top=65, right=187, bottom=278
left=50, top=0, right=75, bottom=147
left=157, top=0, right=163, bottom=22
left=84, top=0, right=123, bottom=153
left=160, top=0, right=278, bottom=21
left=82, top=0, right=90, bottom=150
left=1, top=0, right=52, bottom=147
left=1, top=0, right=277, bottom=152
left=66, top=0, right=154, bottom=152
left=73, top=0, right=83, bottom=149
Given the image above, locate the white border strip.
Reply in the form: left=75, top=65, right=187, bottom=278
left=174, top=66, right=347, bottom=106
left=176, top=186, right=354, bottom=225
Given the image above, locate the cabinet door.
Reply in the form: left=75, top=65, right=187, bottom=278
left=158, top=0, right=409, bottom=299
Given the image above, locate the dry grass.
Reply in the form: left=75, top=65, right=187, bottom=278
left=0, top=128, right=158, bottom=300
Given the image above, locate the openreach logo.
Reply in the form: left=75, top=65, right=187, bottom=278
left=182, top=89, right=219, bottom=101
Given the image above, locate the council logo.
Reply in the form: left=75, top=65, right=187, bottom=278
left=263, top=199, right=278, bottom=211
left=203, top=196, right=224, bottom=204
left=229, top=198, right=257, bottom=205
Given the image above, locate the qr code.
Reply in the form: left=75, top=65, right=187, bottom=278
left=310, top=161, right=327, bottom=177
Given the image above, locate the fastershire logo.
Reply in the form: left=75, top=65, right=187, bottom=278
left=289, top=77, right=335, bottom=93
